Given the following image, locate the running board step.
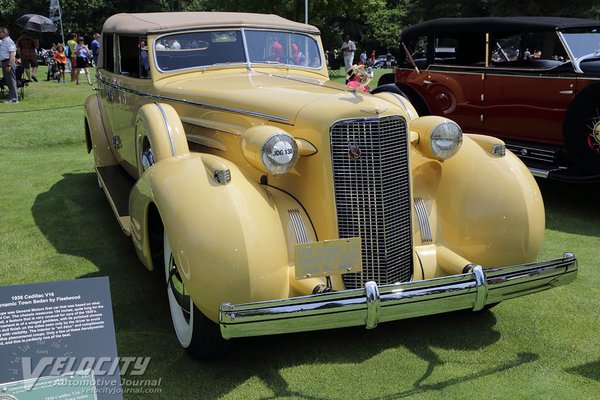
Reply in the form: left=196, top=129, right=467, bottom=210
left=97, top=165, right=135, bottom=234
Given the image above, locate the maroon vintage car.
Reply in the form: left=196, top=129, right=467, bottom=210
left=374, top=17, right=600, bottom=182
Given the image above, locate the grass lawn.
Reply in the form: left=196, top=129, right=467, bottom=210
left=1, top=66, right=599, bottom=399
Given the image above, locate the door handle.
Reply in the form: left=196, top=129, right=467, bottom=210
left=423, top=79, right=434, bottom=84
left=559, top=90, right=574, bottom=95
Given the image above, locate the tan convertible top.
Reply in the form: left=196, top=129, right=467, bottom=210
left=102, top=12, right=320, bottom=35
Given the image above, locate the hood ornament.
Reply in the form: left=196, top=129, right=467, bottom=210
left=361, top=106, right=388, bottom=115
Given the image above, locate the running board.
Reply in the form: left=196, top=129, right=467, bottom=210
left=96, top=165, right=135, bottom=235
left=529, top=166, right=600, bottom=183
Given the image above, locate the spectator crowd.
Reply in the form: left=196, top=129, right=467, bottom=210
left=0, top=28, right=100, bottom=104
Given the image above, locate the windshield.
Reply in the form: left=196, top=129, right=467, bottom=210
left=245, top=31, right=322, bottom=68
left=154, top=29, right=322, bottom=71
left=562, top=31, right=600, bottom=59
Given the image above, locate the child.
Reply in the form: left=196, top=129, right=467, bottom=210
left=53, top=44, right=67, bottom=83
left=346, top=65, right=370, bottom=92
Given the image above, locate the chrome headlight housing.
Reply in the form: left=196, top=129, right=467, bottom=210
left=430, top=120, right=462, bottom=160
left=411, top=116, right=463, bottom=161
left=261, top=134, right=299, bottom=174
left=242, top=126, right=299, bottom=175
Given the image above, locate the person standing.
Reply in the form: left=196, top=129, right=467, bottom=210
left=53, top=44, right=67, bottom=83
left=359, top=50, right=367, bottom=66
left=16, top=31, right=38, bottom=82
left=340, top=34, right=356, bottom=73
left=73, top=37, right=92, bottom=85
left=67, top=33, right=78, bottom=81
left=0, top=27, right=18, bottom=104
left=91, top=33, right=100, bottom=67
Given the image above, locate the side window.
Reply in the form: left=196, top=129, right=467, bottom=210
left=401, top=35, right=427, bottom=68
left=437, top=33, right=485, bottom=66
left=103, top=34, right=114, bottom=72
left=491, top=33, right=522, bottom=63
left=118, top=36, right=141, bottom=78
left=433, top=37, right=457, bottom=62
left=490, top=32, right=567, bottom=69
left=522, top=32, right=567, bottom=62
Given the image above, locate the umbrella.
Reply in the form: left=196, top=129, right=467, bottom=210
left=16, top=14, right=58, bottom=33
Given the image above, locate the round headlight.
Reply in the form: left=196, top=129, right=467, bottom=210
left=430, top=121, right=462, bottom=160
left=261, top=134, right=299, bottom=174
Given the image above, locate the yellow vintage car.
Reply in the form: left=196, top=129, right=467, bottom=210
left=84, top=12, right=577, bottom=358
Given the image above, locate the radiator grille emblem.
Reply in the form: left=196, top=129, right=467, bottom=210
left=348, top=144, right=362, bottom=159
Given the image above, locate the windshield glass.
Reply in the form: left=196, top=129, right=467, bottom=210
left=155, top=31, right=245, bottom=71
left=154, top=29, right=322, bottom=71
left=562, top=31, right=600, bottom=59
left=245, top=30, right=322, bottom=68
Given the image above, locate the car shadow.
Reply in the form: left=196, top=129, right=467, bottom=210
left=537, top=179, right=600, bottom=237
left=32, top=172, right=534, bottom=399
left=566, top=360, right=600, bottom=382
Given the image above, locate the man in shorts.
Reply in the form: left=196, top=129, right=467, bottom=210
left=67, top=33, right=78, bottom=81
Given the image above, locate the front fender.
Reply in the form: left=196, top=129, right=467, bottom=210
left=412, top=134, right=544, bottom=270
left=131, top=153, right=309, bottom=322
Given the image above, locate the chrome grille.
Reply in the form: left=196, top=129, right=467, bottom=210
left=330, top=116, right=413, bottom=289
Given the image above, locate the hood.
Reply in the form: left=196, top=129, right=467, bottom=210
left=156, top=71, right=361, bottom=124
left=578, top=59, right=600, bottom=75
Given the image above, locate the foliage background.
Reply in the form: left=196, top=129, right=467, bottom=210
left=2, top=0, right=600, bottom=55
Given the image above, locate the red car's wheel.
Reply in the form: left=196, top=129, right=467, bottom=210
left=565, top=91, right=600, bottom=173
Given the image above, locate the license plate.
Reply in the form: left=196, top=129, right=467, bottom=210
left=294, top=237, right=362, bottom=279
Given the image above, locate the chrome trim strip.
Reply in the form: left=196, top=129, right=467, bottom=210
left=365, top=281, right=381, bottom=329
left=219, top=254, right=577, bottom=339
left=529, top=168, right=550, bottom=178
left=96, top=76, right=291, bottom=123
left=155, top=103, right=176, bottom=156
left=288, top=209, right=310, bottom=244
left=471, top=265, right=487, bottom=311
left=413, top=197, right=432, bottom=243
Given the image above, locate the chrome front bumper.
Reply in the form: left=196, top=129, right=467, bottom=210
left=219, top=253, right=577, bottom=339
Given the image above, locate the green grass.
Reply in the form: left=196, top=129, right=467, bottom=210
left=1, top=66, right=599, bottom=400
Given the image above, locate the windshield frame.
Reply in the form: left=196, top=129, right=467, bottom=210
left=153, top=28, right=323, bottom=73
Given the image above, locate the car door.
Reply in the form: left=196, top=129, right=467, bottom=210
left=483, top=32, right=575, bottom=146
left=413, top=33, right=487, bottom=133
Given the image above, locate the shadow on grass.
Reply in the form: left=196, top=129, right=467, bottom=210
left=33, top=172, right=532, bottom=399
left=567, top=360, right=600, bottom=382
left=537, top=179, right=600, bottom=237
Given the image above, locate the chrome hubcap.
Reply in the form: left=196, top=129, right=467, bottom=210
left=587, top=113, right=600, bottom=154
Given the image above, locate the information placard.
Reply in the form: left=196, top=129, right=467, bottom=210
left=0, top=277, right=122, bottom=399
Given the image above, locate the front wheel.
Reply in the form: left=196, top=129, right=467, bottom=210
left=164, top=230, right=228, bottom=358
